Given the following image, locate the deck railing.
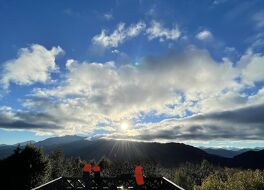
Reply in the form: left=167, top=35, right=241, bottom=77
left=32, top=164, right=186, bottom=190
left=31, top=176, right=186, bottom=190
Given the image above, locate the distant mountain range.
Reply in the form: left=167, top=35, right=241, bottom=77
left=14, top=140, right=36, bottom=146
left=0, top=136, right=263, bottom=169
left=201, top=148, right=261, bottom=158
left=35, top=135, right=85, bottom=147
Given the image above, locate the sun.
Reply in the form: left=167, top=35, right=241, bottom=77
left=120, top=122, right=129, bottom=131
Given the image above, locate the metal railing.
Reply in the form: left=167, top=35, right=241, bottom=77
left=31, top=176, right=186, bottom=190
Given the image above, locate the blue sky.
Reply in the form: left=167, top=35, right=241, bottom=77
left=1, top=0, right=264, bottom=148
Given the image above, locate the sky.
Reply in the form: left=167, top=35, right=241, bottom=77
left=1, top=0, right=264, bottom=148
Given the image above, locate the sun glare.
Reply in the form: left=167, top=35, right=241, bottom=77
left=120, top=122, right=129, bottom=131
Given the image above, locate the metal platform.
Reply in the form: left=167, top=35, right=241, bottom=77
left=31, top=176, right=185, bottom=190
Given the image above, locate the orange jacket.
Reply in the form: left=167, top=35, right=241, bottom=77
left=135, top=166, right=144, bottom=185
left=83, top=164, right=91, bottom=172
left=93, top=165, right=101, bottom=172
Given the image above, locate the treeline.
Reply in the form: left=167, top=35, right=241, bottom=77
left=164, top=160, right=264, bottom=190
left=0, top=145, right=83, bottom=190
left=0, top=144, right=157, bottom=189
left=0, top=145, right=264, bottom=190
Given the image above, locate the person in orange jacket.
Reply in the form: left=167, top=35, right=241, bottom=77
left=83, top=163, right=92, bottom=173
left=83, top=164, right=92, bottom=189
left=135, top=165, right=144, bottom=189
left=93, top=165, right=101, bottom=186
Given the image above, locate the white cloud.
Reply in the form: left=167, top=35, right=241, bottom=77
left=239, top=50, right=264, bottom=85
left=111, top=49, right=120, bottom=54
left=249, top=88, right=264, bottom=105
left=146, top=21, right=181, bottom=41
left=196, top=30, right=213, bottom=41
left=92, top=21, right=146, bottom=48
left=26, top=46, right=240, bottom=135
left=127, top=22, right=146, bottom=37
left=103, top=13, right=113, bottom=20
left=92, top=20, right=182, bottom=48
left=1, top=44, right=63, bottom=89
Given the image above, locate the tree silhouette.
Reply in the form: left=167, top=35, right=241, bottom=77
left=0, top=145, right=50, bottom=190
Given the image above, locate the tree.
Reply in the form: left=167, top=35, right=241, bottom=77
left=173, top=165, right=202, bottom=190
left=226, top=170, right=264, bottom=190
left=0, top=145, right=50, bottom=190
left=49, top=149, right=65, bottom=179
left=194, top=169, right=264, bottom=190
left=64, top=157, right=83, bottom=177
left=194, top=175, right=225, bottom=190
left=98, top=157, right=111, bottom=170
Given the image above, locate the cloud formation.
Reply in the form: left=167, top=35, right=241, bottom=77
left=129, top=103, right=264, bottom=141
left=146, top=21, right=181, bottom=41
left=196, top=30, right=213, bottom=41
left=92, top=22, right=146, bottom=48
left=0, top=106, right=61, bottom=130
left=0, top=44, right=63, bottom=89
left=1, top=43, right=264, bottom=143
left=92, top=20, right=181, bottom=48
left=32, top=47, right=237, bottom=120
left=103, top=13, right=113, bottom=20
left=239, top=50, right=264, bottom=85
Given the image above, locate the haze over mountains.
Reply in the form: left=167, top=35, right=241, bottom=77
left=0, top=136, right=263, bottom=169
left=202, top=148, right=261, bottom=158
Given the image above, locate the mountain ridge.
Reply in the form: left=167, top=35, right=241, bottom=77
left=0, top=136, right=263, bottom=169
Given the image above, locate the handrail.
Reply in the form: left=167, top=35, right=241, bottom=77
left=30, top=176, right=186, bottom=190
left=31, top=176, right=62, bottom=190
left=163, top=177, right=186, bottom=190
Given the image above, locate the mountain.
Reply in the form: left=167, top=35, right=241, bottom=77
left=1, top=136, right=264, bottom=169
left=15, top=140, right=36, bottom=146
left=0, top=140, right=36, bottom=158
left=233, top=149, right=264, bottom=169
left=202, top=148, right=252, bottom=158
left=0, top=135, right=84, bottom=159
left=0, top=136, right=231, bottom=167
left=35, top=135, right=85, bottom=147
left=0, top=144, right=16, bottom=159
left=45, top=139, right=231, bottom=167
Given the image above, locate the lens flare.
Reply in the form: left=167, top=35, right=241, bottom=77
left=120, top=122, right=129, bottom=130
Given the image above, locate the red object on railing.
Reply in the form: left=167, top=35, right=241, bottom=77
left=93, top=165, right=101, bottom=172
left=135, top=165, right=144, bottom=185
left=83, top=164, right=91, bottom=172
